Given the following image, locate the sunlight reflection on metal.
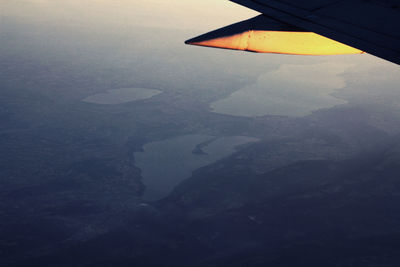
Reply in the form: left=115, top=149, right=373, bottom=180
left=186, top=30, right=364, bottom=55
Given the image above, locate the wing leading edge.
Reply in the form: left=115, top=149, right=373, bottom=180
left=186, top=0, right=400, bottom=64
left=186, top=15, right=363, bottom=55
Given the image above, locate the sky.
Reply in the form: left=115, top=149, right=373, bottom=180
left=1, top=0, right=399, bottom=115
left=1, top=0, right=258, bottom=30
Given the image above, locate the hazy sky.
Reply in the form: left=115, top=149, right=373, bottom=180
left=2, top=0, right=399, bottom=117
left=1, top=0, right=258, bottom=30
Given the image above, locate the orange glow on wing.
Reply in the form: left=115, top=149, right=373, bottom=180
left=188, top=30, right=364, bottom=55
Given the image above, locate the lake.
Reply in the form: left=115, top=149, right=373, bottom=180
left=210, top=62, right=349, bottom=117
left=82, top=88, right=161, bottom=105
left=135, top=135, right=258, bottom=201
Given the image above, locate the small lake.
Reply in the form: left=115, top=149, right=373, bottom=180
left=82, top=87, right=161, bottom=104
left=135, top=135, right=258, bottom=201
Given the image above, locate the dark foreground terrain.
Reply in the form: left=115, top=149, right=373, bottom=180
left=3, top=104, right=400, bottom=267
left=9, top=145, right=400, bottom=267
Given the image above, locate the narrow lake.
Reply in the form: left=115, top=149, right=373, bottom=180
left=135, top=135, right=258, bottom=201
left=82, top=88, right=161, bottom=104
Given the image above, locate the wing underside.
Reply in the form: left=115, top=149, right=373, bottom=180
left=186, top=0, right=400, bottom=64
left=186, top=15, right=364, bottom=56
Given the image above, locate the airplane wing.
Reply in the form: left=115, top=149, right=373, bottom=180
left=186, top=0, right=400, bottom=65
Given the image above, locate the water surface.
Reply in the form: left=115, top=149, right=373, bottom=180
left=135, top=135, right=258, bottom=201
left=83, top=88, right=161, bottom=105
left=211, top=62, right=349, bottom=117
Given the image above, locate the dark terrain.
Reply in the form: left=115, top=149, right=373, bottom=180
left=2, top=94, right=400, bottom=266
